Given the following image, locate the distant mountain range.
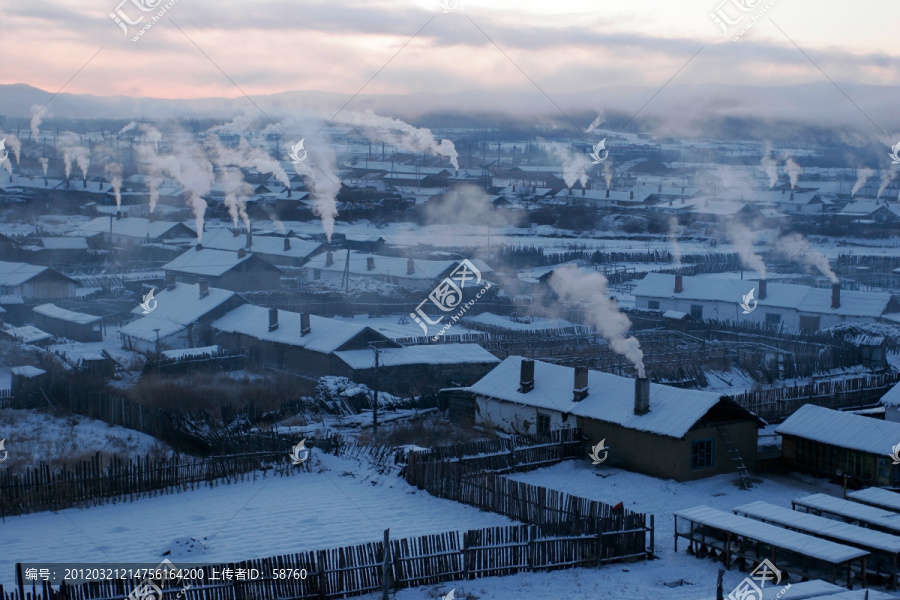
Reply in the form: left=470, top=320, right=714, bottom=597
left=1, top=82, right=897, bottom=139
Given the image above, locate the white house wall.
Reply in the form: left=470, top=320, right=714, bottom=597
left=474, top=395, right=574, bottom=435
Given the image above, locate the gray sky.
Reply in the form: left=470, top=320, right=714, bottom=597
left=0, top=0, right=897, bottom=102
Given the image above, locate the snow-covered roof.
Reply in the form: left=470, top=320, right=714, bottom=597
left=755, top=580, right=848, bottom=600
left=633, top=273, right=894, bottom=319
left=68, top=217, right=194, bottom=240
left=120, top=283, right=235, bottom=342
left=349, top=161, right=451, bottom=176
left=838, top=200, right=900, bottom=217
left=776, top=404, right=900, bottom=455
left=0, top=261, right=52, bottom=287
left=33, top=303, right=102, bottom=325
left=39, top=237, right=90, bottom=250
left=305, top=251, right=493, bottom=281
left=734, top=500, right=900, bottom=554
left=846, top=487, right=900, bottom=514
left=212, top=304, right=386, bottom=354
left=0, top=323, right=53, bottom=344
left=880, top=382, right=900, bottom=408
left=200, top=228, right=324, bottom=260
left=675, top=505, right=868, bottom=564
left=468, top=356, right=727, bottom=439
left=162, top=248, right=253, bottom=277
left=48, top=343, right=107, bottom=363
left=815, top=589, right=900, bottom=600
left=334, top=344, right=499, bottom=370
left=10, top=365, right=47, bottom=377
left=793, top=493, right=900, bottom=535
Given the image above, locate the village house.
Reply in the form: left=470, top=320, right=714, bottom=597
left=32, top=303, right=103, bottom=343
left=777, top=404, right=900, bottom=487
left=119, top=278, right=244, bottom=353
left=632, top=273, right=899, bottom=331
left=19, top=236, right=92, bottom=265
left=837, top=200, right=900, bottom=225
left=0, top=261, right=77, bottom=302
left=162, top=246, right=282, bottom=291
left=454, top=356, right=761, bottom=482
left=68, top=216, right=196, bottom=248
left=304, top=250, right=493, bottom=291
left=199, top=228, right=325, bottom=267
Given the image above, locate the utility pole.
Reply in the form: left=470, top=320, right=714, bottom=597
left=372, top=345, right=380, bottom=433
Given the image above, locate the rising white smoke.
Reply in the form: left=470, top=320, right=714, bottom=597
left=307, top=144, right=340, bottom=242
left=105, top=163, right=124, bottom=209
left=775, top=232, right=838, bottom=283
left=726, top=221, right=766, bottom=279
left=425, top=184, right=525, bottom=228
left=30, top=105, right=46, bottom=140
left=585, top=110, right=605, bottom=134
left=668, top=217, right=682, bottom=269
left=39, top=158, right=49, bottom=177
left=603, top=161, right=613, bottom=190
left=207, top=137, right=289, bottom=188
left=119, top=122, right=139, bottom=135
left=760, top=144, right=778, bottom=188
left=549, top=266, right=645, bottom=377
left=337, top=110, right=459, bottom=169
left=851, top=167, right=873, bottom=197
left=2, top=134, right=21, bottom=166
left=57, top=133, right=91, bottom=181
left=547, top=142, right=591, bottom=188
left=784, top=158, right=802, bottom=189
left=220, top=167, right=252, bottom=231
left=1, top=156, right=10, bottom=176
left=877, top=165, right=897, bottom=199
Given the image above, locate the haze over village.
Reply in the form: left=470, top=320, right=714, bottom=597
left=2, top=1, right=900, bottom=600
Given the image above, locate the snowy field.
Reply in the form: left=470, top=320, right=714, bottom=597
left=0, top=452, right=516, bottom=586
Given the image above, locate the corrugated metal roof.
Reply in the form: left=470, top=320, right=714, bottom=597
left=674, top=505, right=868, bottom=563
left=776, top=404, right=900, bottom=455
left=467, top=356, right=725, bottom=439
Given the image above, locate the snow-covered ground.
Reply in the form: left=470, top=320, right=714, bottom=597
left=0, top=408, right=169, bottom=470
left=0, top=452, right=516, bottom=586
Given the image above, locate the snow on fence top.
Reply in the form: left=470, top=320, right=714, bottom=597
left=847, top=488, right=900, bottom=513
left=776, top=404, right=900, bottom=457
left=792, top=493, right=900, bottom=535
left=734, top=500, right=900, bottom=554
left=674, top=505, right=869, bottom=564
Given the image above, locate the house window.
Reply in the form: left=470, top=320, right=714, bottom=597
left=799, top=315, right=820, bottom=331
left=536, top=413, right=551, bottom=434
left=765, top=313, right=781, bottom=325
left=690, top=305, right=703, bottom=319
left=313, top=269, right=322, bottom=280
left=692, top=439, right=714, bottom=470
left=648, top=300, right=660, bottom=310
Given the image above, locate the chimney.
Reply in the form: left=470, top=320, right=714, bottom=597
left=629, top=191, right=634, bottom=200
left=606, top=189, right=610, bottom=198
left=268, top=307, right=279, bottom=331
left=407, top=259, right=415, bottom=275
left=301, top=312, right=311, bottom=336
left=367, top=256, right=375, bottom=271
left=758, top=279, right=767, bottom=300
left=287, top=188, right=292, bottom=197
left=246, top=230, right=252, bottom=249
left=573, top=366, right=589, bottom=402
left=284, top=238, right=291, bottom=251
left=832, top=283, right=840, bottom=309
left=519, top=359, right=535, bottom=393
left=704, top=199, right=709, bottom=207
left=634, top=377, right=650, bottom=415
left=198, top=278, right=209, bottom=298
left=237, top=247, right=246, bottom=258
left=790, top=191, right=794, bottom=201
left=148, top=212, right=154, bottom=222
left=83, top=177, right=87, bottom=188
left=98, top=180, right=102, bottom=190
left=325, top=251, right=334, bottom=266
left=581, top=187, right=585, bottom=196
left=232, top=228, right=240, bottom=238
left=196, top=243, right=203, bottom=251
left=109, top=214, right=113, bottom=236
left=658, top=183, right=662, bottom=193
left=165, top=271, right=176, bottom=291
left=116, top=211, right=122, bottom=220
left=674, top=274, right=683, bottom=293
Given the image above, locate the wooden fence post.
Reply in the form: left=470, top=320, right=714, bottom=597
left=649, top=514, right=655, bottom=558
left=16, top=563, right=24, bottom=600
left=382, top=529, right=390, bottom=600
left=317, top=550, right=327, bottom=600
